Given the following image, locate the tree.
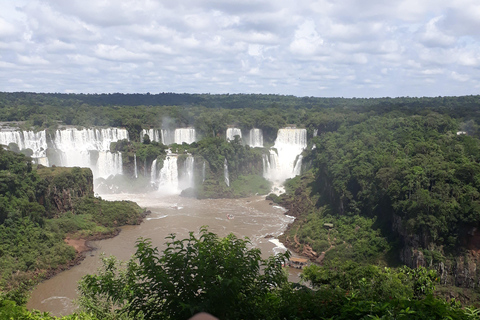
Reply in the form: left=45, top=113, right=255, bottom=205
left=78, top=227, right=290, bottom=320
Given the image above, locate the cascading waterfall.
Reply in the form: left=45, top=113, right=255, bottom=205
left=174, top=128, right=196, bottom=144
left=226, top=128, right=242, bottom=141
left=150, top=159, right=158, bottom=182
left=0, top=128, right=127, bottom=180
left=224, top=159, right=230, bottom=187
left=263, top=128, right=307, bottom=188
left=134, top=154, right=138, bottom=178
left=161, top=129, right=174, bottom=145
left=141, top=129, right=160, bottom=142
left=293, top=155, right=303, bottom=176
left=202, top=161, right=206, bottom=182
left=249, top=128, right=263, bottom=148
left=313, top=129, right=318, bottom=137
left=158, top=155, right=179, bottom=193
left=0, top=130, right=49, bottom=165
left=52, top=128, right=127, bottom=179
left=179, top=155, right=195, bottom=190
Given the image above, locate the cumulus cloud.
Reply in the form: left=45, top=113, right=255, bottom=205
left=0, top=0, right=479, bottom=97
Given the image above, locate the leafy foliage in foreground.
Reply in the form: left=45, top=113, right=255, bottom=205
left=75, top=229, right=479, bottom=320
left=78, top=227, right=289, bottom=320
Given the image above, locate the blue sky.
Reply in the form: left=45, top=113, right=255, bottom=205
left=1, top=0, right=479, bottom=97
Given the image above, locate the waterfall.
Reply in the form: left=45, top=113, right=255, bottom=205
left=0, top=128, right=127, bottom=180
left=161, top=129, right=174, bottom=145
left=158, top=156, right=179, bottom=193
left=180, top=155, right=195, bottom=189
left=52, top=128, right=128, bottom=179
left=144, top=159, right=147, bottom=177
left=249, top=128, right=263, bottom=148
left=263, top=128, right=306, bottom=187
left=226, top=128, right=242, bottom=141
left=141, top=129, right=160, bottom=142
left=313, top=129, right=318, bottom=137
left=224, top=159, right=230, bottom=187
left=0, top=130, right=49, bottom=164
left=202, top=161, right=206, bottom=182
left=150, top=159, right=158, bottom=182
left=134, top=154, right=138, bottom=178
left=174, top=128, right=196, bottom=144
left=293, top=155, right=303, bottom=176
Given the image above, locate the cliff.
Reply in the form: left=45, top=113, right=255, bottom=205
left=35, top=165, right=94, bottom=216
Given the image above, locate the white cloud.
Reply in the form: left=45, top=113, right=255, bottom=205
left=289, top=20, right=323, bottom=56
left=0, top=0, right=479, bottom=97
left=418, top=16, right=456, bottom=48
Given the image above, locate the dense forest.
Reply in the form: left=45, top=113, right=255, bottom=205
left=2, top=92, right=480, bottom=318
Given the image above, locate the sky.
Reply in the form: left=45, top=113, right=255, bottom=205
left=0, top=0, right=479, bottom=98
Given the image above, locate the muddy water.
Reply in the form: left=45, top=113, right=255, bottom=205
left=27, top=193, right=300, bottom=316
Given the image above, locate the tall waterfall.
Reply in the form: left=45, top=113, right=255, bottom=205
left=141, top=129, right=160, bottom=142
left=202, top=161, right=206, bottom=182
left=52, top=128, right=127, bottom=179
left=263, top=128, right=307, bottom=187
left=158, top=155, right=179, bottom=193
left=150, top=159, right=158, bottom=183
left=224, top=159, right=230, bottom=187
left=174, top=128, right=196, bottom=144
left=226, top=128, right=242, bottom=141
left=161, top=129, right=174, bottom=145
left=248, top=128, right=263, bottom=148
left=179, top=155, right=195, bottom=190
left=0, top=130, right=49, bottom=165
left=134, top=154, right=138, bottom=178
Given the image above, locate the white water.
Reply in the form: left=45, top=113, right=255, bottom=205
left=202, top=161, right=206, bottom=182
left=52, top=128, right=127, bottom=179
left=141, top=129, right=160, bottom=143
left=161, top=129, right=174, bottom=145
left=150, top=159, right=158, bottom=182
left=158, top=155, right=179, bottom=193
left=134, top=154, right=138, bottom=179
left=0, top=128, right=127, bottom=180
left=263, top=128, right=307, bottom=190
left=226, top=128, right=242, bottom=141
left=0, top=130, right=49, bottom=164
left=249, top=128, right=263, bottom=148
left=180, top=155, right=195, bottom=190
left=174, top=128, right=196, bottom=144
left=224, top=159, right=230, bottom=187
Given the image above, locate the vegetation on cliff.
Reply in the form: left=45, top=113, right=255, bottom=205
left=0, top=147, right=144, bottom=305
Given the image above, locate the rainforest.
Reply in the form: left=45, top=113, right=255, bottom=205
left=1, top=92, right=480, bottom=319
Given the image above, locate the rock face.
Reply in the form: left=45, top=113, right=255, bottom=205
left=36, top=166, right=94, bottom=216
left=394, top=214, right=480, bottom=289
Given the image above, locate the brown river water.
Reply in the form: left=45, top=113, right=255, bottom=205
left=27, top=192, right=301, bottom=316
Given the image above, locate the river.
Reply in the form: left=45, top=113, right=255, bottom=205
left=27, top=192, right=300, bottom=316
